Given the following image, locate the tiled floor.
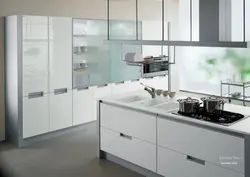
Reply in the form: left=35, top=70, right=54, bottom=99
left=0, top=122, right=144, bottom=177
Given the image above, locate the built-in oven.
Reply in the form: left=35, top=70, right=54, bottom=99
left=142, top=60, right=169, bottom=78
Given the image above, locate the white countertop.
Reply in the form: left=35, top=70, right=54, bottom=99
left=99, top=91, right=250, bottom=136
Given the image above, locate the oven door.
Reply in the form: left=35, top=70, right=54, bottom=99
left=143, top=62, right=168, bottom=78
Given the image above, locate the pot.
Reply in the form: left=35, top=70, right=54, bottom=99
left=177, top=97, right=201, bottom=113
left=201, top=96, right=225, bottom=113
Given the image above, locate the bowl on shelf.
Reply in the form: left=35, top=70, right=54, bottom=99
left=155, top=89, right=163, bottom=96
left=162, top=90, right=169, bottom=97
left=169, top=92, right=176, bottom=98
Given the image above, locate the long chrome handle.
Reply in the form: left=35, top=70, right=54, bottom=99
left=28, top=91, right=44, bottom=99
left=97, top=84, right=108, bottom=88
left=77, top=87, right=89, bottom=91
left=120, top=133, right=132, bottom=140
left=54, top=88, right=68, bottom=95
left=187, top=155, right=205, bottom=166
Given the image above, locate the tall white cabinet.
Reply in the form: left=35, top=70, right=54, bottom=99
left=5, top=15, right=73, bottom=141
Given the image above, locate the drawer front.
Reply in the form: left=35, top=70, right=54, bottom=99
left=101, top=127, right=156, bottom=172
left=157, top=117, right=244, bottom=173
left=158, top=146, right=244, bottom=177
left=100, top=103, right=157, bottom=144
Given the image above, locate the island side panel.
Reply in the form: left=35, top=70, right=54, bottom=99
left=97, top=100, right=106, bottom=159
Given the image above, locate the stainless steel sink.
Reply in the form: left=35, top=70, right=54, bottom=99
left=131, top=99, right=167, bottom=107
left=153, top=102, right=179, bottom=111
left=116, top=95, right=147, bottom=103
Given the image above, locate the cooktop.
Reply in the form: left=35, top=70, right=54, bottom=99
left=172, top=107, right=246, bottom=126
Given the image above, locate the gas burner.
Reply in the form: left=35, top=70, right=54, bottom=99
left=177, top=107, right=245, bottom=126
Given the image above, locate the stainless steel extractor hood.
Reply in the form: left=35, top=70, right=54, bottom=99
left=104, top=0, right=249, bottom=48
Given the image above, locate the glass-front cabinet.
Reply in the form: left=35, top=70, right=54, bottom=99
left=72, top=18, right=142, bottom=88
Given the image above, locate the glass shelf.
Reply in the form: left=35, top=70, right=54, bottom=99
left=221, top=80, right=250, bottom=87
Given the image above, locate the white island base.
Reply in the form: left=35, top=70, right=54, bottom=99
left=97, top=92, right=250, bottom=177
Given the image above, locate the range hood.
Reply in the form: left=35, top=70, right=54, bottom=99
left=104, top=0, right=249, bottom=48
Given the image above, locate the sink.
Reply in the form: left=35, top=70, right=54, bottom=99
left=153, top=102, right=179, bottom=111
left=131, top=99, right=167, bottom=107
left=116, top=95, right=147, bottom=103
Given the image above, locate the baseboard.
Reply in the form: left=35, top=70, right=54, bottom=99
left=20, top=121, right=97, bottom=147
left=105, top=152, right=162, bottom=177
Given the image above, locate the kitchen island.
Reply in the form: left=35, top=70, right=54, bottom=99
left=97, top=91, right=250, bottom=177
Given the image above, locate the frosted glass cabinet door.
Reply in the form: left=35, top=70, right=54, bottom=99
left=49, top=17, right=72, bottom=92
left=22, top=16, right=49, bottom=96
left=23, top=94, right=49, bottom=138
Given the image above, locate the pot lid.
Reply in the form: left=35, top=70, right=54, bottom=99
left=177, top=97, right=200, bottom=103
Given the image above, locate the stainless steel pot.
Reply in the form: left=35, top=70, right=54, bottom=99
left=201, top=96, right=225, bottom=113
left=177, top=97, right=201, bottom=113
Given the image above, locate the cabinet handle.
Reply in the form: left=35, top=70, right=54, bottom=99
left=28, top=92, right=44, bottom=99
left=115, top=81, right=125, bottom=85
left=131, top=79, right=140, bottom=82
left=120, top=133, right=132, bottom=140
left=77, top=87, right=89, bottom=91
left=54, top=88, right=68, bottom=95
left=97, top=84, right=108, bottom=88
left=187, top=155, right=205, bottom=166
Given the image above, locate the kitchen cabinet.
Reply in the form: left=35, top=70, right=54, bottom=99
left=157, top=116, right=244, bottom=173
left=157, top=146, right=244, bottom=177
left=245, top=0, right=250, bottom=41
left=128, top=79, right=144, bottom=92
left=73, top=87, right=94, bottom=126
left=178, top=0, right=191, bottom=41
left=23, top=94, right=49, bottom=138
left=49, top=17, right=72, bottom=92
left=231, top=0, right=244, bottom=41
left=100, top=103, right=157, bottom=144
left=93, top=85, right=112, bottom=121
left=22, top=16, right=49, bottom=96
left=50, top=90, right=73, bottom=131
left=111, top=81, right=132, bottom=95
left=101, top=127, right=156, bottom=172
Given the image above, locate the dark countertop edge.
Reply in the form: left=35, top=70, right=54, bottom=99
left=100, top=99, right=249, bottom=138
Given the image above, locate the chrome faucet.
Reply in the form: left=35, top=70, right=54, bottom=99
left=144, top=87, right=156, bottom=99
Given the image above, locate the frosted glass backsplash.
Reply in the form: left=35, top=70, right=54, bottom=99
left=180, top=47, right=250, bottom=96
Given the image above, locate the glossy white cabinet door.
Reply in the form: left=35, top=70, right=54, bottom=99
left=179, top=0, right=191, bottom=41
left=128, top=80, right=144, bottom=92
left=50, top=90, right=73, bottom=131
left=49, top=17, right=72, bottom=92
left=23, top=94, right=49, bottom=138
left=93, top=85, right=112, bottom=121
left=158, top=146, right=243, bottom=177
left=157, top=117, right=244, bottom=173
left=101, top=127, right=157, bottom=172
left=111, top=81, right=131, bottom=95
left=100, top=103, right=157, bottom=144
left=22, top=16, right=49, bottom=96
left=73, top=88, right=94, bottom=126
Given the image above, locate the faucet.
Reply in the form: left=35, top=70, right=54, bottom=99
left=144, top=87, right=156, bottom=99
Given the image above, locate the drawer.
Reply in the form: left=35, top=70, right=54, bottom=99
left=100, top=103, right=157, bottom=144
left=157, top=116, right=244, bottom=173
left=158, top=146, right=244, bottom=177
left=101, top=127, right=156, bottom=172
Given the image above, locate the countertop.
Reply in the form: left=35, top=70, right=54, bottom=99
left=99, top=91, right=250, bottom=137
